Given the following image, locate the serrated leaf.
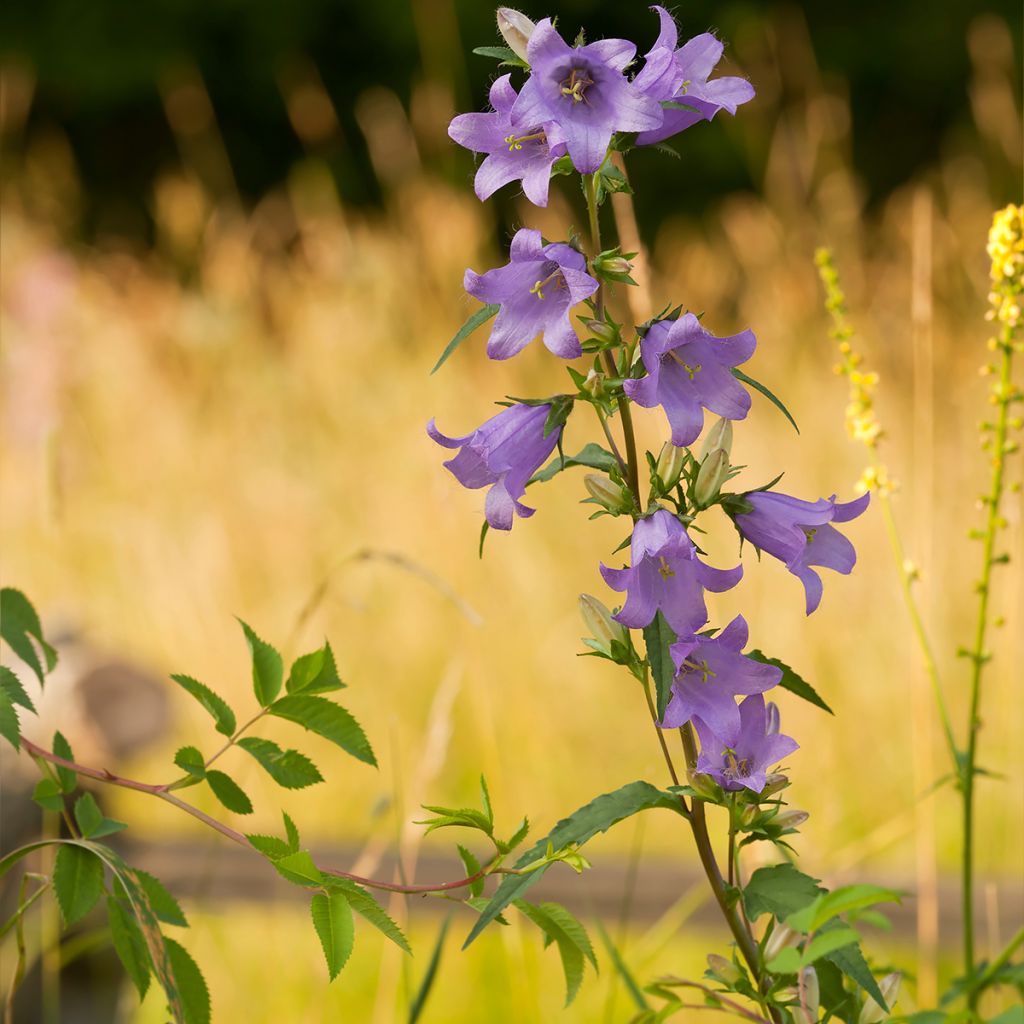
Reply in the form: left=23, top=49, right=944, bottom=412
left=239, top=619, right=283, bottom=706
left=415, top=806, right=493, bottom=835
left=786, top=884, right=901, bottom=934
left=515, top=900, right=596, bottom=1006
left=456, top=845, right=483, bottom=898
left=0, top=587, right=58, bottom=685
left=274, top=850, right=322, bottom=886
left=465, top=897, right=509, bottom=924
left=164, top=938, right=210, bottom=1024
left=820, top=924, right=888, bottom=1008
left=206, top=770, right=253, bottom=815
left=107, top=895, right=152, bottom=998
left=0, top=685, right=19, bottom=750
left=283, top=812, right=300, bottom=852
left=504, top=817, right=530, bottom=851
left=767, top=926, right=860, bottom=971
left=0, top=666, right=34, bottom=711
left=323, top=878, right=411, bottom=954
left=311, top=891, right=355, bottom=980
left=237, top=736, right=323, bottom=789
left=74, top=793, right=127, bottom=839
left=479, top=775, right=494, bottom=828
left=464, top=781, right=683, bottom=947
left=743, top=863, right=824, bottom=921
left=530, top=443, right=619, bottom=484
left=431, top=303, right=499, bottom=374
left=32, top=777, right=63, bottom=811
left=732, top=368, right=800, bottom=434
left=246, top=834, right=292, bottom=859
left=134, top=870, right=187, bottom=927
left=747, top=651, right=833, bottom=714
left=596, top=920, right=648, bottom=1011
left=52, top=730, right=77, bottom=793
left=174, top=746, right=207, bottom=779
left=643, top=612, right=676, bottom=722
left=53, top=844, right=104, bottom=925
left=270, top=695, right=376, bottom=766
left=170, top=674, right=236, bottom=737
left=286, top=642, right=345, bottom=694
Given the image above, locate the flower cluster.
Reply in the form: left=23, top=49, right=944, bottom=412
left=430, top=7, right=869, bottom=800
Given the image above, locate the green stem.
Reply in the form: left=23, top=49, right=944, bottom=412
left=969, top=923, right=1024, bottom=999
left=964, top=330, right=1015, bottom=996
left=160, top=706, right=269, bottom=791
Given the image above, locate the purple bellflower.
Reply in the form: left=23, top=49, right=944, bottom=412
left=448, top=74, right=567, bottom=208
left=512, top=18, right=663, bottom=174
left=464, top=228, right=598, bottom=360
left=623, top=313, right=756, bottom=447
left=733, top=491, right=871, bottom=614
left=427, top=403, right=561, bottom=531
left=634, top=6, right=755, bottom=146
left=660, top=615, right=782, bottom=735
left=694, top=694, right=798, bottom=793
left=600, top=508, right=742, bottom=636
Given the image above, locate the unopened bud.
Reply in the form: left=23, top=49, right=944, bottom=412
left=699, top=417, right=734, bottom=460
left=858, top=973, right=901, bottom=1024
left=579, top=594, right=627, bottom=654
left=775, top=808, right=809, bottom=829
left=584, top=474, right=630, bottom=512
left=694, top=448, right=730, bottom=507
left=583, top=319, right=618, bottom=344
left=797, top=966, right=819, bottom=1024
left=706, top=953, right=742, bottom=985
left=765, top=702, right=781, bottom=735
left=582, top=368, right=607, bottom=396
left=764, top=922, right=799, bottom=959
left=496, top=8, right=535, bottom=62
left=656, top=442, right=686, bottom=490
left=761, top=772, right=789, bottom=797
left=687, top=768, right=720, bottom=800
left=595, top=255, right=633, bottom=275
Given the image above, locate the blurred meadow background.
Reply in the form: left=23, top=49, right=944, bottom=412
left=1, top=0, right=1022, bottom=1020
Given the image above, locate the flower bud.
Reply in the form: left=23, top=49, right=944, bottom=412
left=694, top=448, right=729, bottom=507
left=655, top=443, right=686, bottom=491
left=764, top=922, right=799, bottom=959
left=796, top=966, right=819, bottom=1024
left=496, top=8, right=535, bottom=62
left=699, top=417, right=733, bottom=460
left=686, top=768, right=720, bottom=800
left=594, top=254, right=633, bottom=276
left=579, top=594, right=627, bottom=655
left=584, top=474, right=630, bottom=513
left=858, top=973, right=901, bottom=1024
left=706, top=954, right=742, bottom=985
left=775, top=808, right=810, bottom=829
left=760, top=772, right=789, bottom=797
left=582, top=368, right=607, bottom=396
left=583, top=319, right=618, bottom=345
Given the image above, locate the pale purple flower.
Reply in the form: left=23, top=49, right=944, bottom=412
left=623, top=313, right=756, bottom=446
left=427, top=403, right=561, bottom=530
left=694, top=694, right=798, bottom=793
left=733, top=491, right=871, bottom=614
left=660, top=615, right=782, bottom=735
left=464, top=228, right=598, bottom=360
left=448, top=74, right=566, bottom=207
left=512, top=18, right=663, bottom=173
left=600, top=508, right=742, bottom=636
left=635, top=7, right=755, bottom=146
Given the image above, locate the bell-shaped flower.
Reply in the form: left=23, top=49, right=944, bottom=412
left=733, top=491, right=871, bottom=614
left=427, top=403, right=561, bottom=531
left=512, top=18, right=663, bottom=174
left=660, top=616, right=782, bottom=734
left=634, top=6, right=755, bottom=146
left=600, top=508, right=742, bottom=636
left=464, top=228, right=598, bottom=360
left=694, top=694, right=798, bottom=793
left=448, top=75, right=566, bottom=208
left=623, top=313, right=756, bottom=447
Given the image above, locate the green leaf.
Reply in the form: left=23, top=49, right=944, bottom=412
left=470, top=45, right=529, bottom=69
left=515, top=900, right=596, bottom=1006
left=52, top=730, right=77, bottom=793
left=237, top=737, right=323, bottom=789
left=107, top=895, right=152, bottom=998
left=324, top=878, right=411, bottom=954
left=53, top=844, right=104, bottom=925
left=409, top=917, right=450, bottom=1024
left=170, top=674, right=236, bottom=737
left=504, top=816, right=530, bottom=851
left=431, top=303, right=499, bottom=374
left=596, top=920, right=649, bottom=1011
left=0, top=685, right=19, bottom=750
left=286, top=642, right=345, bottom=694
left=643, top=612, right=676, bottom=722
left=766, top=926, right=860, bottom=971
left=270, top=695, right=376, bottom=766
left=479, top=775, right=494, bottom=828
left=238, top=619, right=283, bottom=706
left=32, top=777, right=64, bottom=811
left=530, top=443, right=619, bottom=484
left=464, top=781, right=683, bottom=947
left=786, top=884, right=902, bottom=934
left=415, top=805, right=493, bottom=836
left=174, top=746, right=207, bottom=779
left=0, top=587, right=58, bottom=685
left=821, top=927, right=887, bottom=1008
left=743, top=863, right=824, bottom=921
left=74, top=793, right=127, bottom=839
left=246, top=834, right=292, bottom=859
left=164, top=938, right=210, bottom=1024
left=731, top=368, right=800, bottom=434
left=206, top=770, right=253, bottom=815
left=456, top=845, right=484, bottom=898
left=310, top=891, right=355, bottom=980
left=283, top=812, right=301, bottom=852
left=747, top=651, right=833, bottom=714
left=274, top=850, right=322, bottom=886
left=131, top=870, right=187, bottom=927
left=0, top=665, right=34, bottom=711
